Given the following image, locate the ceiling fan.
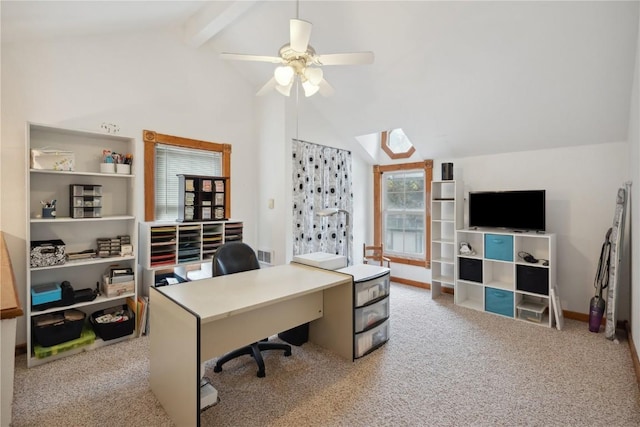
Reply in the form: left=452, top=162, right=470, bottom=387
left=220, top=6, right=374, bottom=97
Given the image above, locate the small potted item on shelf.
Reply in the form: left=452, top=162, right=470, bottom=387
left=100, top=149, right=116, bottom=173
left=41, top=199, right=56, bottom=218
left=116, top=153, right=132, bottom=174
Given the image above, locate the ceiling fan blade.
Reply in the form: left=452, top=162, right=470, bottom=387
left=318, top=79, right=334, bottom=97
left=315, top=52, right=375, bottom=66
left=290, top=19, right=312, bottom=53
left=220, top=53, right=283, bottom=64
left=256, top=77, right=277, bottom=96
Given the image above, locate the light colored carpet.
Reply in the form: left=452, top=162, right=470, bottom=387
left=11, top=283, right=640, bottom=426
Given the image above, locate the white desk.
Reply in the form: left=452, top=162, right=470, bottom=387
left=149, top=263, right=353, bottom=427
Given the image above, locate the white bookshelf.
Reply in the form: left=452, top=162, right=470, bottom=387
left=26, top=122, right=138, bottom=367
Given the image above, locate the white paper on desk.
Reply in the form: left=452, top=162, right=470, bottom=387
left=166, top=278, right=179, bottom=285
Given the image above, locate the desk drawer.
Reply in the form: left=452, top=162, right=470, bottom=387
left=355, top=297, right=389, bottom=333
left=355, top=318, right=389, bottom=358
left=354, top=273, right=390, bottom=307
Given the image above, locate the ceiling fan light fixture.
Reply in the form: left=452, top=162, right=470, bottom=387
left=275, top=81, right=294, bottom=97
left=302, top=79, right=320, bottom=97
left=274, top=65, right=295, bottom=86
left=304, top=67, right=323, bottom=86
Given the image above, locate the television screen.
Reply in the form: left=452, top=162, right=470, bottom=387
left=468, top=190, right=546, bottom=232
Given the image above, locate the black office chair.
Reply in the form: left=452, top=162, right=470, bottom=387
left=211, top=241, right=292, bottom=378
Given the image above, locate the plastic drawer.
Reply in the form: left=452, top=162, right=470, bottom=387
left=355, top=297, right=390, bottom=333
left=72, top=197, right=101, bottom=207
left=73, top=207, right=102, bottom=218
left=354, top=273, right=390, bottom=307
left=71, top=185, right=102, bottom=196
left=485, top=234, right=514, bottom=261
left=485, top=287, right=514, bottom=317
left=355, top=318, right=389, bottom=358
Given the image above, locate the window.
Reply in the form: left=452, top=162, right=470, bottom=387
left=143, top=130, right=231, bottom=221
left=373, top=161, right=433, bottom=267
left=154, top=144, right=222, bottom=221
left=380, top=128, right=416, bottom=159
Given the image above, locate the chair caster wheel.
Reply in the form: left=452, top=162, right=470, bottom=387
left=213, top=365, right=222, bottom=373
left=257, top=370, right=265, bottom=378
left=284, top=350, right=292, bottom=357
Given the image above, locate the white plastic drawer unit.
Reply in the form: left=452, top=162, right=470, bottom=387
left=355, top=318, right=390, bottom=358
left=354, top=297, right=390, bottom=333
left=354, top=273, right=390, bottom=307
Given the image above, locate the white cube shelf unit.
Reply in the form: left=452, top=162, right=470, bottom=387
left=455, top=228, right=557, bottom=327
left=430, top=180, right=463, bottom=299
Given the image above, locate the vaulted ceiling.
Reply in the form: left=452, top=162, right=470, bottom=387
left=2, top=1, right=638, bottom=159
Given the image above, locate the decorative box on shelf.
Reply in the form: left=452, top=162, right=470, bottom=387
left=30, top=240, right=66, bottom=268
left=102, top=265, right=134, bottom=297
left=31, top=149, right=75, bottom=171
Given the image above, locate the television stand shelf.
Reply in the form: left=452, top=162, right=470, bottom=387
left=455, top=228, right=557, bottom=328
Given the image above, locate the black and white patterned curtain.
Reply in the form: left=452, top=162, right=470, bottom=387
left=292, top=139, right=353, bottom=263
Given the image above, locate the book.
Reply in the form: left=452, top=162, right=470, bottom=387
left=126, top=297, right=137, bottom=328
left=137, top=296, right=148, bottom=337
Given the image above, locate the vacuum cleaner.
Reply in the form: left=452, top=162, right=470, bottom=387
left=589, top=228, right=611, bottom=332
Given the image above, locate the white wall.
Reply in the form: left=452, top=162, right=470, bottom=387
left=255, top=94, right=287, bottom=265
left=628, top=11, right=640, bottom=358
left=0, top=29, right=259, bottom=345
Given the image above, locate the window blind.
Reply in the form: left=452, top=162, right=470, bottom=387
left=155, top=144, right=222, bottom=221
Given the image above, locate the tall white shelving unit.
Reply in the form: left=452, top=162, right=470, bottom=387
left=26, top=122, right=138, bottom=367
left=430, top=180, right=463, bottom=299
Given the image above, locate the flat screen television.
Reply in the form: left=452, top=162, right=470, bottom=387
left=468, top=190, right=546, bottom=232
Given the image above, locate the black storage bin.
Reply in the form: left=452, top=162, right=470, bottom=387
left=90, top=305, right=135, bottom=341
left=32, top=309, right=85, bottom=347
left=278, top=323, right=309, bottom=346
left=459, top=258, right=482, bottom=283
left=516, top=265, right=549, bottom=295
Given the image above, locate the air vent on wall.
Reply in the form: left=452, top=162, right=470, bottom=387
left=257, top=249, right=274, bottom=265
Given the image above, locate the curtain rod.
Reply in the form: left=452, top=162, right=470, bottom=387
left=292, top=138, right=352, bottom=154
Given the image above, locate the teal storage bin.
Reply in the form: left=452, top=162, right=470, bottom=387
left=485, top=234, right=513, bottom=261
left=485, top=287, right=514, bottom=317
left=31, top=283, right=62, bottom=306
